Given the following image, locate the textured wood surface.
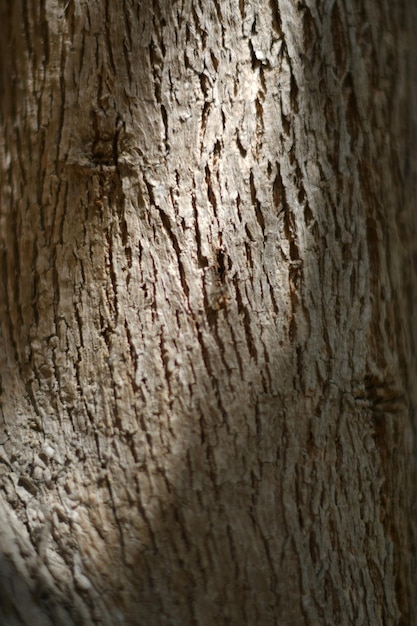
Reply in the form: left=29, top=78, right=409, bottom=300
left=0, top=1, right=416, bottom=624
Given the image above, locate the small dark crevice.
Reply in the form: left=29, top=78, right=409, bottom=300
left=288, top=305, right=297, bottom=342
left=215, top=248, right=231, bottom=284
left=210, top=51, right=219, bottom=71
left=205, top=165, right=218, bottom=214
left=212, top=0, right=223, bottom=24
left=74, top=301, right=84, bottom=348
left=297, top=178, right=306, bottom=204
left=99, top=312, right=113, bottom=349
left=104, top=228, right=119, bottom=321
left=221, top=109, right=226, bottom=131
left=158, top=208, right=190, bottom=299
left=185, top=22, right=192, bottom=44
left=281, top=112, right=291, bottom=136
left=254, top=401, right=262, bottom=441
left=304, top=202, right=314, bottom=225
left=144, top=177, right=156, bottom=205
left=199, top=72, right=211, bottom=99
left=232, top=276, right=258, bottom=361
left=201, top=101, right=211, bottom=149
left=236, top=132, right=247, bottom=158
left=290, top=72, right=299, bottom=113
left=269, top=0, right=282, bottom=35
left=239, top=0, right=245, bottom=21
left=57, top=181, right=69, bottom=245
left=161, top=104, right=169, bottom=151
left=255, top=96, right=264, bottom=131
left=119, top=213, right=128, bottom=250
left=192, top=190, right=208, bottom=269
left=345, top=77, right=360, bottom=146
left=159, top=330, right=173, bottom=395
left=273, top=162, right=284, bottom=213
left=255, top=203, right=265, bottom=234
left=248, top=39, right=261, bottom=71
left=249, top=171, right=265, bottom=235
left=124, top=321, right=138, bottom=388
left=282, top=198, right=300, bottom=263
left=296, top=345, right=305, bottom=392
left=78, top=25, right=86, bottom=77
left=245, top=224, right=255, bottom=242
left=213, top=139, right=221, bottom=160
left=347, top=263, right=358, bottom=298
left=244, top=242, right=254, bottom=273
left=236, top=193, right=242, bottom=221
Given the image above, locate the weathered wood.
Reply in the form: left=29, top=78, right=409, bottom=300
left=1, top=1, right=416, bottom=624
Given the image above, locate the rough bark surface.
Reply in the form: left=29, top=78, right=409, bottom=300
left=0, top=1, right=416, bottom=625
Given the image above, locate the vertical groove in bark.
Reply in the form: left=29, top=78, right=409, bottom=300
left=0, top=0, right=416, bottom=624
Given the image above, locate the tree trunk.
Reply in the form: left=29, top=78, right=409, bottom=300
left=1, top=1, right=416, bottom=624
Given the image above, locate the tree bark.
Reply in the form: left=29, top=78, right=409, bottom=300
left=1, top=1, right=416, bottom=624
